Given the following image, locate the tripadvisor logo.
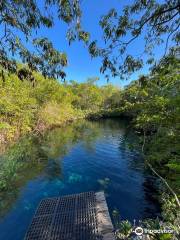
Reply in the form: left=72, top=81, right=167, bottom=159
left=133, top=226, right=174, bottom=236
left=134, top=227, right=143, bottom=236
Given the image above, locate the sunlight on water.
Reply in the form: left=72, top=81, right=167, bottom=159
left=0, top=119, right=160, bottom=240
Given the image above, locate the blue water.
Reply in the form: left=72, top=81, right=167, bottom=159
left=0, top=119, right=160, bottom=240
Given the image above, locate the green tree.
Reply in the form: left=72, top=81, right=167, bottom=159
left=70, top=79, right=103, bottom=111
left=89, top=0, right=180, bottom=79
left=0, top=0, right=89, bottom=79
left=1, top=1, right=179, bottom=80
left=120, top=55, right=180, bottom=192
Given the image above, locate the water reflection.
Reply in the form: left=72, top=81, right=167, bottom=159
left=0, top=120, right=101, bottom=217
left=0, top=119, right=160, bottom=240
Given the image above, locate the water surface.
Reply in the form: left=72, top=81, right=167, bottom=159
left=0, top=119, right=160, bottom=240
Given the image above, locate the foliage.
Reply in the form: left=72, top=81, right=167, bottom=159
left=115, top=220, right=132, bottom=239
left=39, top=101, right=79, bottom=127
left=89, top=0, right=180, bottom=79
left=106, top=55, right=179, bottom=239
left=1, top=1, right=179, bottom=81
left=0, top=1, right=179, bottom=237
left=0, top=69, right=121, bottom=147
left=112, top=55, right=180, bottom=193
left=113, top=196, right=179, bottom=240
left=1, top=56, right=179, bottom=193
left=0, top=0, right=89, bottom=78
left=70, top=78, right=104, bottom=111
left=0, top=67, right=179, bottom=240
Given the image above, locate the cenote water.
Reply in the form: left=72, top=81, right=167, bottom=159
left=0, top=119, right=160, bottom=240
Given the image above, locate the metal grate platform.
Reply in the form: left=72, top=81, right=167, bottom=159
left=24, top=191, right=115, bottom=240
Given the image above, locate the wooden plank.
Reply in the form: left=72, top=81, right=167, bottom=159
left=95, top=192, right=115, bottom=240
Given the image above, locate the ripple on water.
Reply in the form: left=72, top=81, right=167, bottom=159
left=0, top=119, right=160, bottom=240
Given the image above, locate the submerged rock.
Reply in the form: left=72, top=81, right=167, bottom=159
left=68, top=173, right=82, bottom=183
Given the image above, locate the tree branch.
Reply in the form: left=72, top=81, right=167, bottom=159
left=120, top=4, right=180, bottom=48
left=146, top=161, right=180, bottom=208
left=141, top=135, right=180, bottom=208
left=164, top=23, right=180, bottom=57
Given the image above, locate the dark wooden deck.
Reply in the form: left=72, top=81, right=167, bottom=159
left=24, top=191, right=115, bottom=240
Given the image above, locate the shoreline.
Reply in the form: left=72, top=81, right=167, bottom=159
left=0, top=109, right=127, bottom=155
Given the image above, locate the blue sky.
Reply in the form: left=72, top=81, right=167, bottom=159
left=38, top=0, right=141, bottom=87
left=2, top=0, right=168, bottom=87
left=37, top=0, right=168, bottom=87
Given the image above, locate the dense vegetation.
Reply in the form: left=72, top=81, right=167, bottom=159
left=116, top=55, right=180, bottom=193
left=0, top=68, right=119, bottom=149
left=0, top=54, right=179, bottom=239
left=112, top=55, right=180, bottom=239
left=0, top=1, right=179, bottom=239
